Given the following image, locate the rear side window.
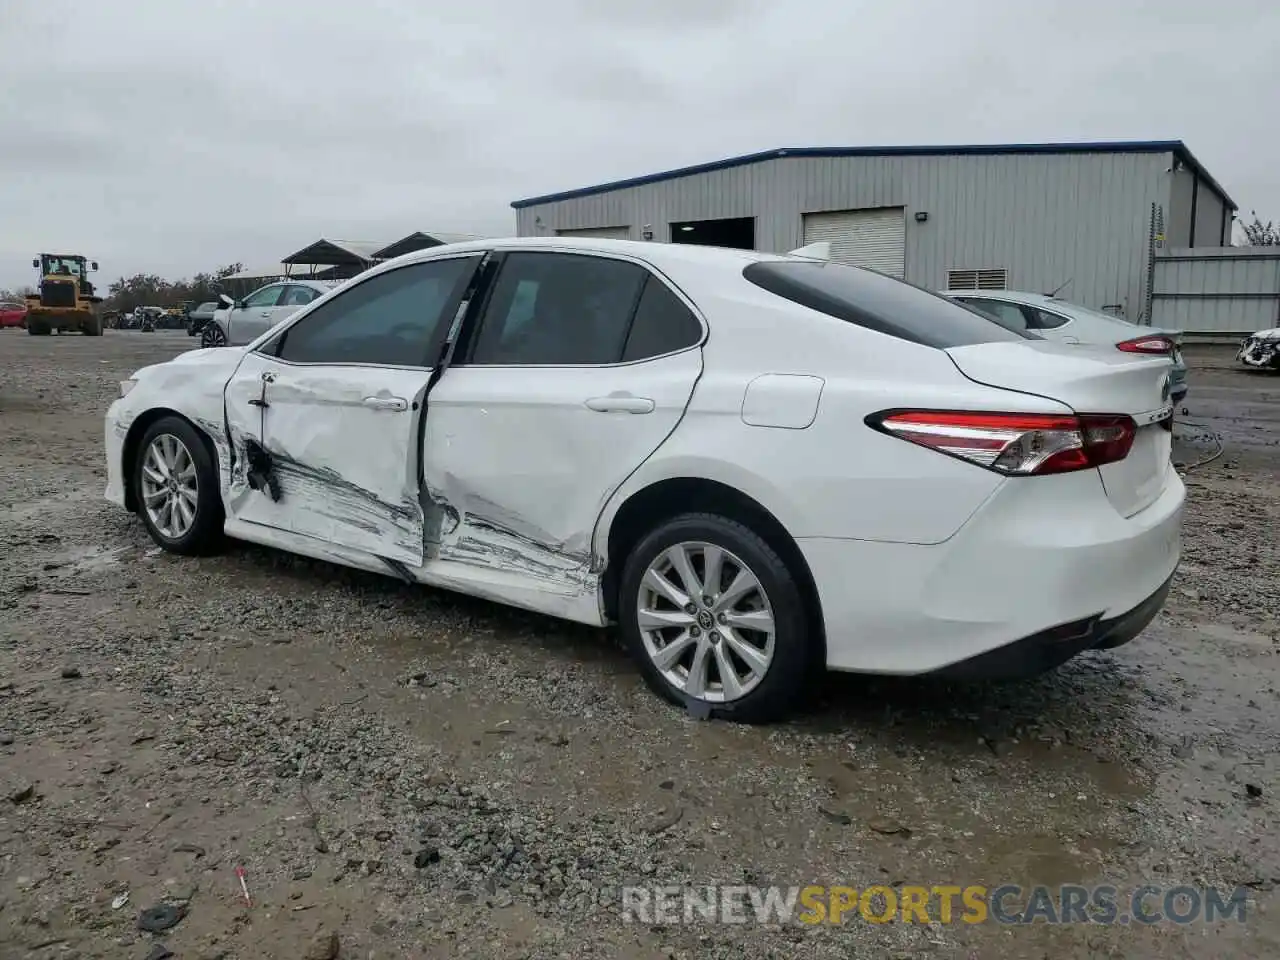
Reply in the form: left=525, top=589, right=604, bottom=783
left=470, top=252, right=646, bottom=365
left=622, top=276, right=702, bottom=361
left=959, top=298, right=1033, bottom=333
left=743, top=260, right=1030, bottom=348
left=1028, top=307, right=1070, bottom=330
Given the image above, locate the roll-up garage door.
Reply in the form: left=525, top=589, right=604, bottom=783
left=801, top=207, right=906, bottom=278
left=554, top=226, right=631, bottom=240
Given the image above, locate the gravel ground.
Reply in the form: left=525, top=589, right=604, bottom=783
left=1, top=331, right=1277, bottom=959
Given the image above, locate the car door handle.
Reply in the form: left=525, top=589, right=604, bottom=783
left=362, top=396, right=408, bottom=412
left=259, top=311, right=273, bottom=317
left=1061, top=336, right=1080, bottom=344
left=585, top=395, right=655, bottom=414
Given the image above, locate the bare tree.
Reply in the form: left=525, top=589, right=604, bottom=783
left=1238, top=212, right=1280, bottom=246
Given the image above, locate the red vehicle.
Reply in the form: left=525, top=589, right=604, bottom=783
left=0, top=301, right=28, bottom=328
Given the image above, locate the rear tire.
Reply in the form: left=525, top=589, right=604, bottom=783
left=83, top=314, right=103, bottom=336
left=618, top=512, right=813, bottom=724
left=27, top=320, right=50, bottom=336
left=132, top=417, right=224, bottom=555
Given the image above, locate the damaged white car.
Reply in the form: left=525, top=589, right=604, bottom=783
left=105, top=238, right=1183, bottom=722
left=1237, top=327, right=1280, bottom=371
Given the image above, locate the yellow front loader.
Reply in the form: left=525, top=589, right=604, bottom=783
left=24, top=253, right=104, bottom=335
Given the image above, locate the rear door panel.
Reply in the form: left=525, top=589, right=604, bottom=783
left=417, top=251, right=704, bottom=619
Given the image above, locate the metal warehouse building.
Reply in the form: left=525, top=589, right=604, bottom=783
left=511, top=140, right=1236, bottom=323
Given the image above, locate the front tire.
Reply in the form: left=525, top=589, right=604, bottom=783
left=132, top=417, right=224, bottom=555
left=619, top=512, right=813, bottom=724
left=201, top=322, right=227, bottom=348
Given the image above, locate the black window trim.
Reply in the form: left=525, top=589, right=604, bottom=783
left=454, top=248, right=708, bottom=369
left=251, top=253, right=486, bottom=370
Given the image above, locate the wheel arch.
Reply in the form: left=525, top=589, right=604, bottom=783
left=122, top=409, right=220, bottom=512
left=601, top=476, right=826, bottom=663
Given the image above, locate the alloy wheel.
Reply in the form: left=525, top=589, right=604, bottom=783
left=202, top=324, right=226, bottom=348
left=636, top=541, right=776, bottom=703
left=140, top=433, right=199, bottom=540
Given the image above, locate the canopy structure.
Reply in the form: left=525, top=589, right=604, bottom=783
left=281, top=239, right=387, bottom=280
left=372, top=231, right=486, bottom=260
left=219, top=264, right=320, bottom=297
left=278, top=231, right=492, bottom=281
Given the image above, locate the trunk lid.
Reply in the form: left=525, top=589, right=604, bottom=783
left=946, top=341, right=1175, bottom=517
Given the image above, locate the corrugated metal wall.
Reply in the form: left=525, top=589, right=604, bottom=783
left=1151, top=248, right=1280, bottom=335
left=1166, top=168, right=1230, bottom=248
left=514, top=151, right=1185, bottom=319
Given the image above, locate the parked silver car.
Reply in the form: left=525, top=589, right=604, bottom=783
left=202, top=279, right=339, bottom=348
left=944, top=289, right=1188, bottom=403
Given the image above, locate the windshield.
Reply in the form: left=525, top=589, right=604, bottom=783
left=41, top=256, right=84, bottom=278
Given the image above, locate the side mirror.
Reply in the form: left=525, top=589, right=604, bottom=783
left=91, top=262, right=99, bottom=271
left=218, top=293, right=235, bottom=309
left=32, top=258, right=39, bottom=269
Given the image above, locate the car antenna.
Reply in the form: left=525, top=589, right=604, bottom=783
left=1045, top=278, right=1072, bottom=298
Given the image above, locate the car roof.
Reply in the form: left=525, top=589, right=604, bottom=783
left=941, top=289, right=1064, bottom=307
left=387, top=235, right=791, bottom=272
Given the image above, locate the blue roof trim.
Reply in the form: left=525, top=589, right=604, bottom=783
left=511, top=140, right=1235, bottom=211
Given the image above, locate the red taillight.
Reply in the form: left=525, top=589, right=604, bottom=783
left=1116, top=335, right=1173, bottom=355
left=867, top=410, right=1137, bottom=475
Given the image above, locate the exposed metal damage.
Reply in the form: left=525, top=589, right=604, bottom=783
left=436, top=510, right=594, bottom=596
left=1237, top=329, right=1280, bottom=370
left=223, top=424, right=592, bottom=599
left=112, top=332, right=605, bottom=625
left=239, top=438, right=425, bottom=558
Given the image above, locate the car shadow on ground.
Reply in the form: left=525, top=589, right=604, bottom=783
left=210, top=536, right=1150, bottom=757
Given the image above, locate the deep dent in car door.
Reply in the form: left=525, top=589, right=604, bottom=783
left=222, top=351, right=432, bottom=566
left=417, top=346, right=703, bottom=623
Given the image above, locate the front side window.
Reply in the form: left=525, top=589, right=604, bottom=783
left=273, top=257, right=479, bottom=366
left=470, top=252, right=647, bottom=365
left=244, top=285, right=284, bottom=308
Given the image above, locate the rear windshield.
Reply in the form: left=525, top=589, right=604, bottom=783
left=742, top=260, right=1034, bottom=349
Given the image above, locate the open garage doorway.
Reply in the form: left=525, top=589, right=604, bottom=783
left=669, top=217, right=755, bottom=249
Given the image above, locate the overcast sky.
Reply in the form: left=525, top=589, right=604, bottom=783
left=2, top=0, right=1277, bottom=290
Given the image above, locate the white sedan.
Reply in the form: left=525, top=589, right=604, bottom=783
left=201, top=279, right=338, bottom=348
left=104, top=238, right=1183, bottom=722
left=942, top=289, right=1189, bottom=404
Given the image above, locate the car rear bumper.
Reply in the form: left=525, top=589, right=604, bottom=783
left=800, top=465, right=1184, bottom=675
left=928, top=571, right=1173, bottom=679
